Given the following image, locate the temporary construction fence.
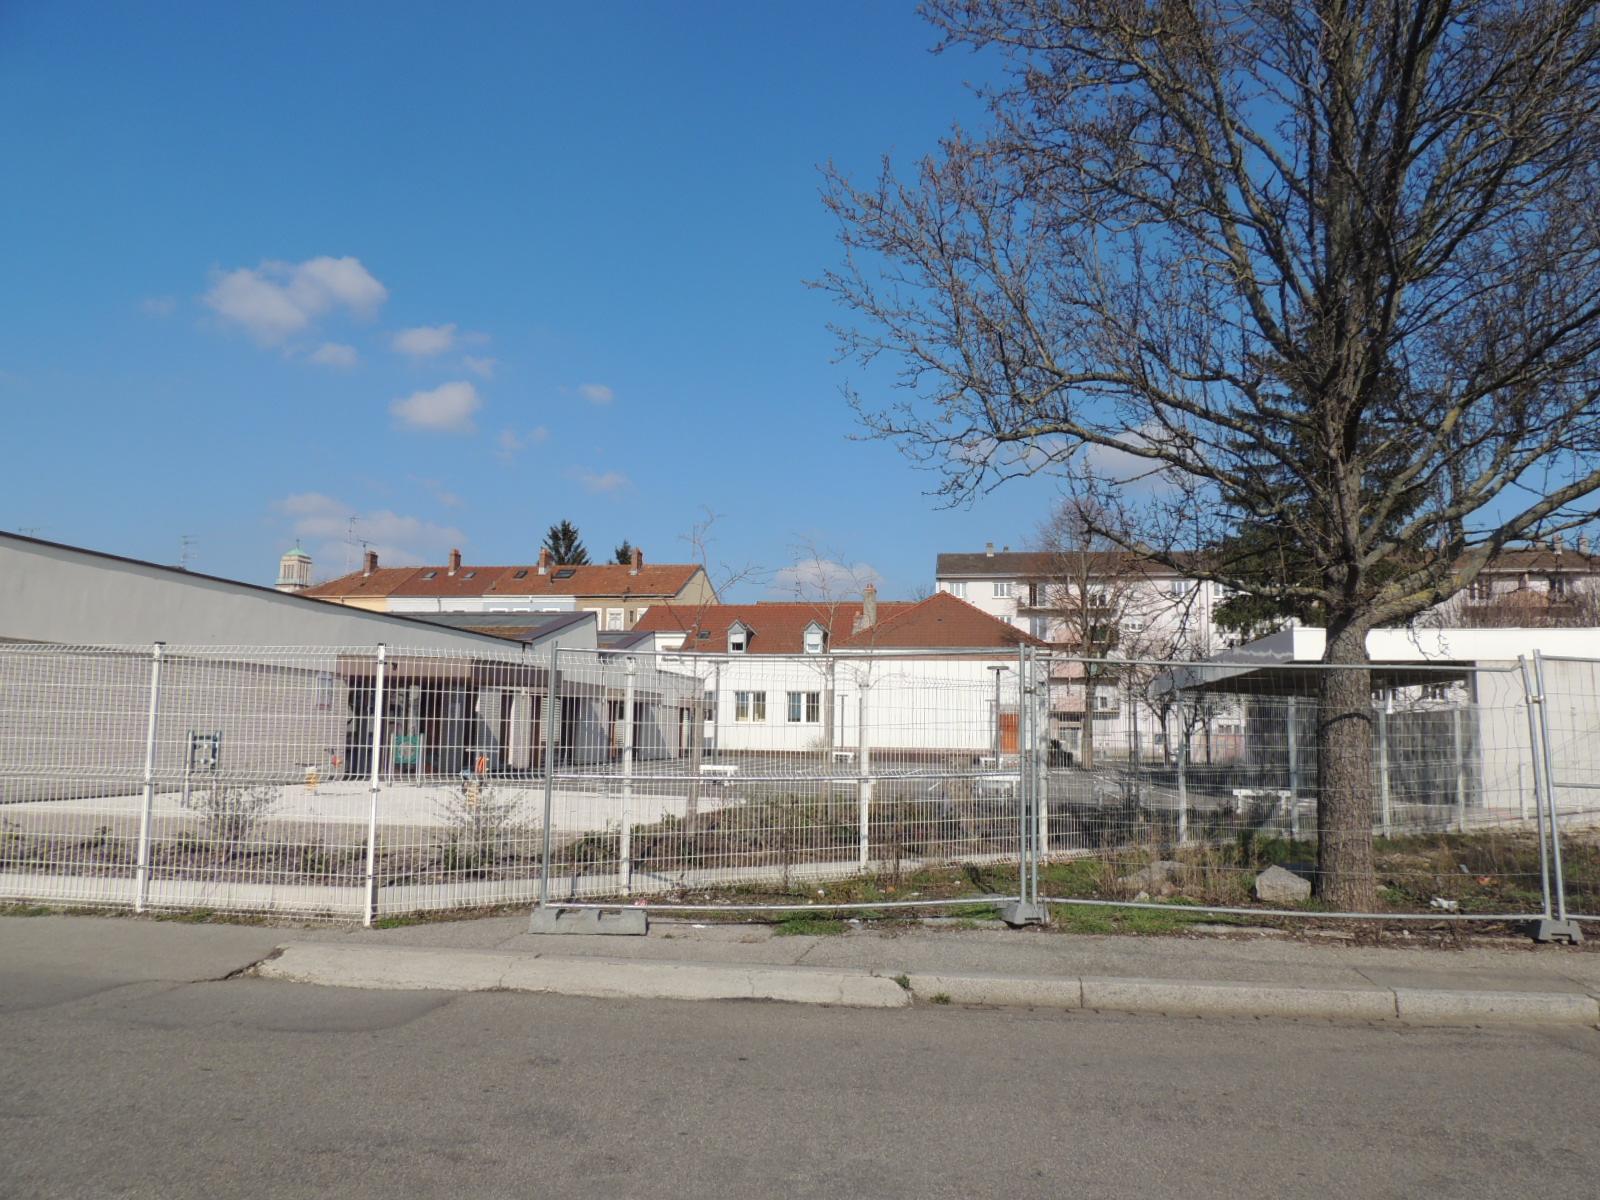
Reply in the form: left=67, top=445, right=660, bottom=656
left=0, top=641, right=1594, bottom=933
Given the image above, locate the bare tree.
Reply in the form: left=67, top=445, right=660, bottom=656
left=1032, top=499, right=1161, bottom=769
left=820, top=0, right=1600, bottom=908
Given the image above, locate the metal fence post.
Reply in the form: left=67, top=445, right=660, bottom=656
left=1377, top=689, right=1393, bottom=836
left=1452, top=705, right=1467, bottom=834
left=539, top=646, right=560, bottom=910
left=1035, top=653, right=1050, bottom=859
left=362, top=644, right=386, bottom=927
left=133, top=642, right=165, bottom=913
left=1286, top=696, right=1301, bottom=839
left=620, top=655, right=636, bottom=895
left=857, top=682, right=872, bottom=871
left=1002, top=646, right=1047, bottom=926
left=1531, top=653, right=1578, bottom=940
left=1518, top=656, right=1555, bottom=922
left=1176, top=691, right=1189, bottom=844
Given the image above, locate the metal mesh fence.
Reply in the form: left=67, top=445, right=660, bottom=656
left=1034, top=652, right=1579, bottom=920
left=1, top=642, right=1591, bottom=924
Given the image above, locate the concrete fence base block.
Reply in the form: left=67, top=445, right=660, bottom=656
left=998, top=900, right=1049, bottom=928
left=528, top=905, right=648, bottom=936
left=1529, top=918, right=1585, bottom=945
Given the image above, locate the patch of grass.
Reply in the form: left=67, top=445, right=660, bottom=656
left=372, top=912, right=428, bottom=929
left=0, top=903, right=55, bottom=917
left=930, top=992, right=952, bottom=1005
left=1120, top=905, right=1204, bottom=935
left=773, top=912, right=847, bottom=936
left=1056, top=906, right=1116, bottom=934
left=154, top=907, right=216, bottom=924
left=1041, top=858, right=1107, bottom=897
left=891, top=973, right=911, bottom=991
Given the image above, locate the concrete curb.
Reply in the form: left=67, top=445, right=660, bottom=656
left=253, top=944, right=1600, bottom=1025
left=256, top=944, right=912, bottom=1008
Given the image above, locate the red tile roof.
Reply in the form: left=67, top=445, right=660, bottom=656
left=635, top=593, right=1046, bottom=653
left=303, top=561, right=706, bottom=601
left=834, top=591, right=1047, bottom=649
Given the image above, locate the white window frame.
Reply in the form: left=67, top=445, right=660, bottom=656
left=606, top=608, right=623, bottom=631
left=735, top=691, right=766, bottom=722
left=992, top=581, right=1013, bottom=598
left=944, top=581, right=968, bottom=599
left=787, top=691, right=821, bottom=723
left=803, top=623, right=825, bottom=654
left=728, top=622, right=750, bottom=653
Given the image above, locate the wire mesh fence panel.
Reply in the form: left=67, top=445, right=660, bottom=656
left=541, top=649, right=1029, bottom=902
left=0, top=645, right=160, bottom=907
left=3, top=641, right=1589, bottom=923
left=0, top=644, right=581, bottom=920
left=1036, top=654, right=1554, bottom=917
left=1524, top=655, right=1600, bottom=919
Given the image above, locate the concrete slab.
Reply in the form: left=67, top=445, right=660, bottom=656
left=1391, top=987, right=1600, bottom=1024
left=256, top=943, right=913, bottom=1008
left=1080, top=975, right=1397, bottom=1020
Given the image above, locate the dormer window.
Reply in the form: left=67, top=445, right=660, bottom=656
left=728, top=621, right=751, bottom=653
left=803, top=622, right=826, bottom=654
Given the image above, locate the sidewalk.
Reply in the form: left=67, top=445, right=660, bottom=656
left=8, top=909, right=1592, bottom=1026
left=260, top=912, right=1600, bottom=1022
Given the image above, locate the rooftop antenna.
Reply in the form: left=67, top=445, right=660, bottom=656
left=345, top=515, right=364, bottom=574
left=179, top=535, right=198, bottom=571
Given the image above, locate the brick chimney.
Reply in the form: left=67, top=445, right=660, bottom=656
left=448, top=548, right=461, bottom=575
left=631, top=546, right=643, bottom=575
left=538, top=547, right=551, bottom=575
left=363, top=549, right=378, bottom=576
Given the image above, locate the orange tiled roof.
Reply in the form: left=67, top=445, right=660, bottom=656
left=303, top=561, right=704, bottom=601
left=636, top=593, right=1046, bottom=652
left=834, top=591, right=1046, bottom=649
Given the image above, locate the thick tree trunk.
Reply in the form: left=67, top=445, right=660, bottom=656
left=1316, top=621, right=1378, bottom=911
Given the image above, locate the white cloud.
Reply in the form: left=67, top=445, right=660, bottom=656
left=308, top=342, right=360, bottom=369
left=463, top=356, right=497, bottom=378
left=578, top=383, right=614, bottom=404
left=770, top=558, right=884, bottom=601
left=494, top=426, right=549, bottom=462
left=203, top=255, right=388, bottom=346
left=390, top=381, right=481, bottom=434
left=392, top=323, right=457, bottom=357
left=273, top=492, right=467, bottom=571
left=139, top=296, right=177, bottom=317
left=574, top=468, right=632, bottom=495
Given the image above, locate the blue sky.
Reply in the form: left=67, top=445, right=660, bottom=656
left=0, top=1, right=1063, bottom=600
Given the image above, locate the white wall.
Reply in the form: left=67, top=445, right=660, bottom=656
left=657, top=652, right=1025, bottom=755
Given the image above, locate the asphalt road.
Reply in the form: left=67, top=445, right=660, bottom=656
left=3, top=944, right=1598, bottom=1200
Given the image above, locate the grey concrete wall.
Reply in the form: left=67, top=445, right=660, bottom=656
left=0, top=534, right=593, bottom=652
